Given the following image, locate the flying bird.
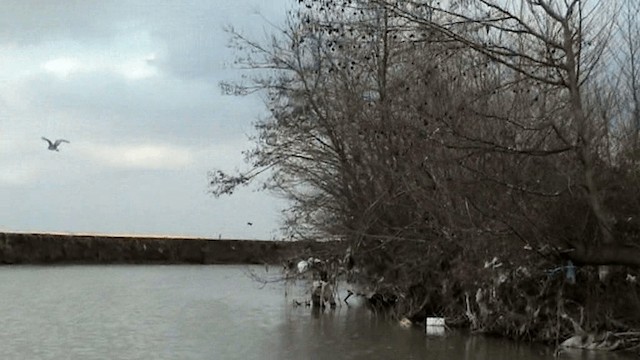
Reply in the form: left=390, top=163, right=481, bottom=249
left=42, top=137, right=70, bottom=151
left=247, top=222, right=253, bottom=226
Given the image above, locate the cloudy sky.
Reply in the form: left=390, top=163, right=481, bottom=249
left=0, top=0, right=293, bottom=239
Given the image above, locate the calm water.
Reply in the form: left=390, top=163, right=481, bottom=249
left=0, top=265, right=632, bottom=360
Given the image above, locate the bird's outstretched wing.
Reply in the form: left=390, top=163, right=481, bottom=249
left=41, top=137, right=53, bottom=146
left=54, top=139, right=70, bottom=146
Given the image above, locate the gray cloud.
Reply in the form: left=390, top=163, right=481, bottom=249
left=0, top=1, right=132, bottom=45
left=149, top=1, right=294, bottom=80
left=0, top=0, right=293, bottom=79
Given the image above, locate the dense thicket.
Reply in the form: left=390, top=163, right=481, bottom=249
left=211, top=0, right=640, bottom=344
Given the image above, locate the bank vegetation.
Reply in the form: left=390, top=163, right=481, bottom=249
left=210, top=0, right=640, bottom=351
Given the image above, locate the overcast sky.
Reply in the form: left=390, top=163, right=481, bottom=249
left=0, top=0, right=293, bottom=239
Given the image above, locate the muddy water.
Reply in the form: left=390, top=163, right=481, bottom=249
left=0, top=265, right=632, bottom=359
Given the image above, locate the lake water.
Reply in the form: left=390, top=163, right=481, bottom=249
left=0, top=265, right=633, bottom=359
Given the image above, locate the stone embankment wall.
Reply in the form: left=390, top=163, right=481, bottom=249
left=0, top=232, right=335, bottom=265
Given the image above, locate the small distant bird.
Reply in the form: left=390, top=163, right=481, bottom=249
left=247, top=222, right=253, bottom=226
left=42, top=137, right=70, bottom=151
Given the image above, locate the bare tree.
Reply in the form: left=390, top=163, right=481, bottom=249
left=212, top=2, right=418, bottom=239
left=208, top=0, right=640, bottom=341
left=368, top=0, right=640, bottom=267
left=614, top=0, right=640, bottom=152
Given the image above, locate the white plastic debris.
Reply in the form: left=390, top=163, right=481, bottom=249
left=483, top=257, right=502, bottom=269
left=426, top=317, right=446, bottom=336
left=297, top=260, right=309, bottom=273
left=399, top=318, right=412, bottom=328
left=426, top=317, right=445, bottom=327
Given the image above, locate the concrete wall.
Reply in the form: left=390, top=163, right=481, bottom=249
left=0, top=232, right=337, bottom=265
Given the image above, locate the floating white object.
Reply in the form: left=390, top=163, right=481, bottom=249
left=297, top=260, right=309, bottom=273
left=399, top=318, right=412, bottom=328
left=426, top=317, right=445, bottom=327
left=426, top=317, right=446, bottom=336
